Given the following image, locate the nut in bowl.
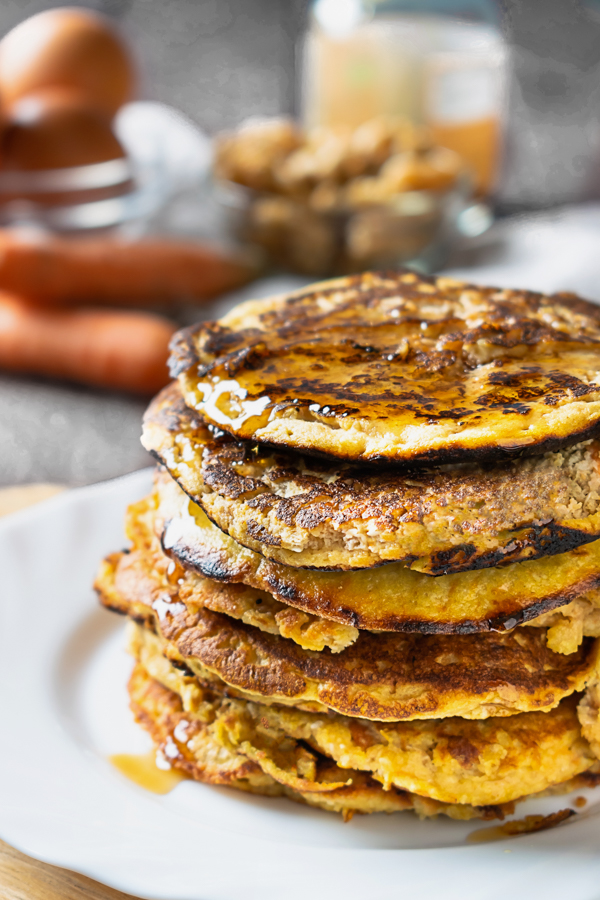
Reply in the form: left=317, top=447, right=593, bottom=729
left=213, top=115, right=476, bottom=276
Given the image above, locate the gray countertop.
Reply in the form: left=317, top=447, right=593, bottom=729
left=0, top=374, right=150, bottom=486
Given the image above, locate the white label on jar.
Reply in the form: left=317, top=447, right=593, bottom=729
left=426, top=60, right=500, bottom=124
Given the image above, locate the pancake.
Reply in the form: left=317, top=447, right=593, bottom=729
left=123, top=488, right=600, bottom=656
left=122, top=494, right=358, bottom=653
left=170, top=270, right=600, bottom=465
left=95, top=553, right=600, bottom=721
left=578, top=680, right=600, bottom=759
left=130, top=623, right=600, bottom=809
left=525, top=596, right=600, bottom=655
left=155, top=470, right=600, bottom=638
left=129, top=660, right=512, bottom=820
left=143, top=384, right=600, bottom=573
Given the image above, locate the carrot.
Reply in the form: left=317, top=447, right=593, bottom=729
left=0, top=291, right=176, bottom=393
left=0, top=232, right=257, bottom=307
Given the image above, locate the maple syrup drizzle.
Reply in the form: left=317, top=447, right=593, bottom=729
left=467, top=823, right=521, bottom=844
left=110, top=750, right=188, bottom=794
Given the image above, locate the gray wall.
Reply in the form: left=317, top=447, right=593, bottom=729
left=499, top=0, right=600, bottom=208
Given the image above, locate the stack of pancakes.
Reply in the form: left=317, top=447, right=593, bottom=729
left=96, top=270, right=600, bottom=821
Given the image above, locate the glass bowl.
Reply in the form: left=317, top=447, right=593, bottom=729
left=213, top=174, right=486, bottom=277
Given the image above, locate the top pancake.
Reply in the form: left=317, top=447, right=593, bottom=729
left=170, top=270, right=600, bottom=465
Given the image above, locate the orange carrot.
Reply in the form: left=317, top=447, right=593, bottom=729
left=0, top=232, right=257, bottom=307
left=0, top=291, right=176, bottom=393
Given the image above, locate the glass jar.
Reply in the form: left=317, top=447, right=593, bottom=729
left=300, top=0, right=507, bottom=195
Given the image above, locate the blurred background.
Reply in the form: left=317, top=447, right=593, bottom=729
left=2, top=0, right=600, bottom=489
left=0, top=0, right=305, bottom=133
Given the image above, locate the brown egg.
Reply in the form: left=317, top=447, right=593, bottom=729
left=1, top=88, right=126, bottom=170
left=0, top=7, right=136, bottom=118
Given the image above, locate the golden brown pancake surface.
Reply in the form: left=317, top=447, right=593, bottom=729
left=129, top=659, right=510, bottom=820
left=130, top=625, right=600, bottom=809
left=155, top=471, right=600, bottom=636
left=96, top=552, right=600, bottom=722
left=170, top=271, right=600, bottom=465
left=144, top=383, right=600, bottom=573
left=119, top=492, right=358, bottom=653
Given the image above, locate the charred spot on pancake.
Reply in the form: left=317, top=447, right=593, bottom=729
left=100, top=600, right=128, bottom=617
left=445, top=736, right=480, bottom=768
left=425, top=525, right=600, bottom=576
left=244, top=519, right=282, bottom=547
left=144, top=383, right=204, bottom=436
left=169, top=659, right=197, bottom=678
left=168, top=326, right=200, bottom=378
left=575, top=769, right=600, bottom=788
left=162, top=531, right=234, bottom=583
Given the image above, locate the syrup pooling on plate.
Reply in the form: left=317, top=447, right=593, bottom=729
left=173, top=271, right=600, bottom=464
left=110, top=750, right=188, bottom=794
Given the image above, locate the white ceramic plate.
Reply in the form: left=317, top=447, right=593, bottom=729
left=2, top=469, right=600, bottom=900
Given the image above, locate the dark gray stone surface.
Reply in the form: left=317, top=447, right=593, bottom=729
left=0, top=374, right=150, bottom=485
